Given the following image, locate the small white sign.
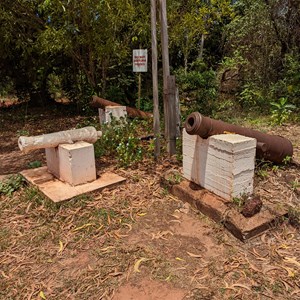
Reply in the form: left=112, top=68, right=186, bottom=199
left=133, top=49, right=148, bottom=72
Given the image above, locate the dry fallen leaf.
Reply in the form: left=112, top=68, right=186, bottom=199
left=134, top=258, right=149, bottom=273
left=72, top=223, right=94, bottom=232
left=58, top=240, right=64, bottom=253
left=284, top=257, right=300, bottom=268
left=187, top=251, right=202, bottom=258
left=39, top=291, right=46, bottom=300
left=175, top=257, right=184, bottom=261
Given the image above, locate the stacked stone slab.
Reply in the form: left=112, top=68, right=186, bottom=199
left=183, top=129, right=256, bottom=200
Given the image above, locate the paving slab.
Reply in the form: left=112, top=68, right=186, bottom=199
left=21, top=166, right=126, bottom=202
left=170, top=179, right=288, bottom=241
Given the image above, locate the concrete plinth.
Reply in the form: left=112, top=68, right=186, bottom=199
left=45, top=147, right=60, bottom=178
left=99, top=106, right=127, bottom=124
left=58, top=142, right=96, bottom=186
left=21, top=167, right=126, bottom=202
left=183, top=130, right=256, bottom=200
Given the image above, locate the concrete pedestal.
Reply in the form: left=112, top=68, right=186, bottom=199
left=99, top=106, right=127, bottom=124
left=183, top=129, right=256, bottom=200
left=46, top=141, right=96, bottom=186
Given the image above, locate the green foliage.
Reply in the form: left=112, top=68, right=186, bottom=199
left=239, top=83, right=265, bottom=109
left=232, top=196, right=245, bottom=208
left=0, top=174, right=25, bottom=196
left=225, top=0, right=300, bottom=112
left=117, top=136, right=143, bottom=167
left=94, top=118, right=146, bottom=167
left=176, top=60, right=217, bottom=117
left=28, top=161, right=42, bottom=169
left=270, top=97, right=296, bottom=125
left=16, top=129, right=29, bottom=137
left=270, top=52, right=300, bottom=107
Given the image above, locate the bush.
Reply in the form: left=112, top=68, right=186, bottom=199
left=176, top=60, right=217, bottom=117
left=94, top=118, right=147, bottom=167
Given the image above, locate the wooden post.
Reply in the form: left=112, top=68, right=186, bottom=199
left=167, top=75, right=178, bottom=152
left=159, top=0, right=176, bottom=155
left=151, top=0, right=160, bottom=158
left=138, top=73, right=142, bottom=110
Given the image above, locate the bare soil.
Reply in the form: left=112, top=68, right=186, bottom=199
left=0, top=106, right=299, bottom=300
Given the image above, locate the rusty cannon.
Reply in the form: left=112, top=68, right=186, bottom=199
left=90, top=96, right=153, bottom=119
left=184, top=112, right=293, bottom=164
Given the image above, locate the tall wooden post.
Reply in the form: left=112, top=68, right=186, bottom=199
left=159, top=0, right=176, bottom=155
left=151, top=0, right=160, bottom=158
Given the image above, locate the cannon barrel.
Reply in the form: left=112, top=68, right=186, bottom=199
left=90, top=96, right=153, bottom=119
left=18, top=126, right=102, bottom=153
left=185, top=112, right=293, bottom=164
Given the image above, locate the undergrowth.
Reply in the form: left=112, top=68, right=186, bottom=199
left=0, top=174, right=25, bottom=196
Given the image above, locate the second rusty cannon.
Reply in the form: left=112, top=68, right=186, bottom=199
left=184, top=112, right=293, bottom=164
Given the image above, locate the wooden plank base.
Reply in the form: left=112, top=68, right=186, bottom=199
left=21, top=166, right=126, bottom=202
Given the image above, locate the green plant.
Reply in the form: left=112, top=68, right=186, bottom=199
left=28, top=160, right=42, bottom=169
left=238, top=83, right=265, bottom=109
left=282, top=155, right=292, bottom=165
left=16, top=129, right=29, bottom=137
left=175, top=61, right=217, bottom=117
left=94, top=118, right=147, bottom=166
left=255, top=159, right=272, bottom=179
left=270, top=97, right=296, bottom=125
left=232, top=196, right=246, bottom=208
left=0, top=174, right=25, bottom=196
left=117, top=136, right=143, bottom=167
left=290, top=180, right=300, bottom=191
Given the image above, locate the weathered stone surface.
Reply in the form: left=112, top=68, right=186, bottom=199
left=99, top=106, right=127, bottom=124
left=183, top=129, right=256, bottom=200
left=45, top=147, right=60, bottom=178
left=58, top=142, right=96, bottom=186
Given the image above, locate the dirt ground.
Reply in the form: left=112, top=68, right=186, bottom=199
left=0, top=105, right=299, bottom=300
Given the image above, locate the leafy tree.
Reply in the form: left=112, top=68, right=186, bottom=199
left=225, top=0, right=300, bottom=108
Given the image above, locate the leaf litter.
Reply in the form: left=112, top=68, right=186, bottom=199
left=0, top=108, right=299, bottom=299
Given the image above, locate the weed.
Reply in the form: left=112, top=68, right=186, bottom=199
left=270, top=97, right=296, bottom=125
left=0, top=174, right=25, bottom=196
left=232, top=197, right=245, bottom=208
left=117, top=136, right=143, bottom=167
left=94, top=118, right=148, bottom=167
left=16, top=129, right=29, bottom=137
left=282, top=155, right=292, bottom=165
left=165, top=171, right=183, bottom=185
left=28, top=160, right=42, bottom=169
left=290, top=180, right=299, bottom=191
left=255, top=159, right=272, bottom=179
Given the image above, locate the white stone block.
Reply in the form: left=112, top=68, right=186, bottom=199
left=182, top=129, right=256, bottom=200
left=58, top=142, right=96, bottom=186
left=99, top=106, right=127, bottom=124
left=45, top=147, right=60, bottom=178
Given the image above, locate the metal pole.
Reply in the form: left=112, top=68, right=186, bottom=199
left=151, top=0, right=161, bottom=158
